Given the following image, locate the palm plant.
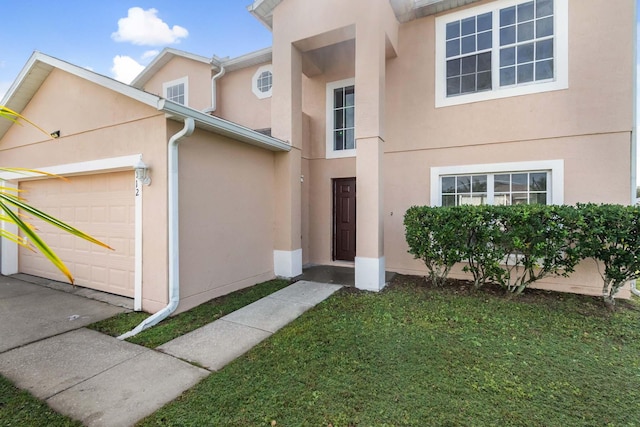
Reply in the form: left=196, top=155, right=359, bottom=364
left=0, top=105, right=112, bottom=283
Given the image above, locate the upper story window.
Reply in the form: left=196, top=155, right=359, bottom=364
left=436, top=0, right=567, bottom=107
left=252, top=65, right=273, bottom=99
left=430, top=160, right=564, bottom=207
left=163, top=76, right=188, bottom=106
left=326, top=78, right=356, bottom=159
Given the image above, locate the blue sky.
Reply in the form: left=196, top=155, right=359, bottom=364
left=0, top=1, right=272, bottom=99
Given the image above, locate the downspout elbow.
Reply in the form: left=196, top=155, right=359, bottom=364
left=204, top=64, right=225, bottom=114
left=118, top=117, right=195, bottom=340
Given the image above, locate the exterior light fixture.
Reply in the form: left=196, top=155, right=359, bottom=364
left=134, top=159, right=151, bottom=186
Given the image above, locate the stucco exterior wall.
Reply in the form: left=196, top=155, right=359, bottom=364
left=142, top=56, right=212, bottom=111
left=0, top=68, right=170, bottom=312
left=176, top=125, right=277, bottom=313
left=216, top=64, right=272, bottom=131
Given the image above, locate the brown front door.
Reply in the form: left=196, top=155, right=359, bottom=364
left=333, top=177, right=356, bottom=261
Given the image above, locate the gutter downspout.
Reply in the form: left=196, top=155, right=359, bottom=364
left=118, top=117, right=196, bottom=340
left=203, top=62, right=225, bottom=114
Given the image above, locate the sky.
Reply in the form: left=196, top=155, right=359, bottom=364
left=0, top=0, right=272, bottom=99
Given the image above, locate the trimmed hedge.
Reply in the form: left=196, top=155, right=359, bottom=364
left=404, top=203, right=640, bottom=304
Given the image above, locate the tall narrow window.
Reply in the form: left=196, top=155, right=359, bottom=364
left=326, top=78, right=356, bottom=159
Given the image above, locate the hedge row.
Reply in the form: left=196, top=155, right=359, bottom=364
left=404, top=204, right=640, bottom=304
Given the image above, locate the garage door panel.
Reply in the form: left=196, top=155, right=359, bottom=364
left=18, top=172, right=135, bottom=297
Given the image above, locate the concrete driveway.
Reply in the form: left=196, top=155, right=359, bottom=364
left=0, top=275, right=128, bottom=353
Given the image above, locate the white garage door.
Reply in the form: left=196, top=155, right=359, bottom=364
left=18, top=171, right=135, bottom=297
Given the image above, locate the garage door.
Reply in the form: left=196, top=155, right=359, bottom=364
left=18, top=171, right=135, bottom=297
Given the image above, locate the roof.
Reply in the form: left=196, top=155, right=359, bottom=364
left=0, top=52, right=289, bottom=153
left=248, top=0, right=484, bottom=28
left=131, top=48, right=212, bottom=88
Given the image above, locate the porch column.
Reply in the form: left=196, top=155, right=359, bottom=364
left=355, top=23, right=387, bottom=291
left=271, top=42, right=303, bottom=278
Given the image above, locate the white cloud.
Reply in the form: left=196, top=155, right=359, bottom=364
left=111, top=7, right=188, bottom=46
left=111, top=55, right=145, bottom=84
left=141, top=50, right=160, bottom=61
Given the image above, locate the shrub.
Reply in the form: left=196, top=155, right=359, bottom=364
left=576, top=203, right=640, bottom=305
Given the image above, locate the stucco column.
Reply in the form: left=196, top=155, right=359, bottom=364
left=271, top=42, right=303, bottom=277
left=355, top=23, right=387, bottom=291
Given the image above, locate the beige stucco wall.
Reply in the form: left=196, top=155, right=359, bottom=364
left=216, top=64, right=272, bottom=131
left=289, top=0, right=634, bottom=296
left=0, top=68, right=171, bottom=312
left=142, top=56, right=213, bottom=111
left=176, top=125, right=276, bottom=313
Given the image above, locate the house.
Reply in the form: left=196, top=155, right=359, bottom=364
left=0, top=0, right=635, bottom=316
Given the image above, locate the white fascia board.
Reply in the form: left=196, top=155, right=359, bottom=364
left=158, top=99, right=291, bottom=152
left=131, top=48, right=213, bottom=88
left=221, top=47, right=273, bottom=72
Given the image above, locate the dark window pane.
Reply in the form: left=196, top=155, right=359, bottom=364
left=535, top=59, right=554, bottom=80
left=517, top=21, right=534, bottom=42
left=500, top=6, right=516, bottom=26
left=512, top=173, right=528, bottom=191
left=537, top=16, right=554, bottom=38
left=537, top=0, right=554, bottom=18
left=447, top=39, right=460, bottom=58
left=334, top=131, right=344, bottom=151
left=518, top=63, right=534, bottom=83
left=517, top=43, right=535, bottom=63
left=462, top=56, right=476, bottom=74
left=478, top=52, right=492, bottom=71
left=447, top=21, right=460, bottom=40
left=334, top=88, right=343, bottom=108
left=461, top=74, right=476, bottom=93
left=500, top=47, right=516, bottom=66
left=472, top=175, right=488, bottom=192
left=447, top=77, right=461, bottom=96
left=442, top=195, right=457, bottom=207
left=518, top=1, right=535, bottom=22
left=477, top=31, right=492, bottom=50
left=531, top=193, right=548, bottom=205
left=462, top=35, right=476, bottom=54
left=512, top=193, right=529, bottom=205
left=529, top=173, right=547, bottom=191
left=345, top=129, right=355, bottom=150
left=536, top=39, right=553, bottom=60
left=494, top=174, right=511, bottom=192
left=457, top=176, right=471, bottom=193
left=477, top=71, right=492, bottom=91
left=345, top=107, right=354, bottom=128
left=500, top=26, right=516, bottom=46
left=447, top=59, right=461, bottom=77
left=344, top=86, right=355, bottom=106
left=500, top=67, right=516, bottom=86
left=478, top=12, right=493, bottom=31
left=334, top=110, right=344, bottom=129
left=461, top=16, right=476, bottom=35
left=442, top=177, right=456, bottom=193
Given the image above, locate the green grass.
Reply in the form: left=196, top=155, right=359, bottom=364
left=136, top=277, right=640, bottom=427
left=88, top=278, right=291, bottom=348
left=0, top=375, right=81, bottom=427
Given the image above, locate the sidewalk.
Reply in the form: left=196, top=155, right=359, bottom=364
left=0, top=279, right=342, bottom=427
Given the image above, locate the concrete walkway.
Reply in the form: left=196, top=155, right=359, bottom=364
left=0, top=277, right=341, bottom=427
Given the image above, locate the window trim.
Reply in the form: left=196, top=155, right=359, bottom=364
left=252, top=65, right=273, bottom=99
left=326, top=78, right=356, bottom=159
left=430, top=159, right=564, bottom=206
left=435, top=0, right=568, bottom=108
left=162, top=76, right=189, bottom=106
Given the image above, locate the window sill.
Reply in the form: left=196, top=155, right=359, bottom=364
left=326, top=148, right=356, bottom=159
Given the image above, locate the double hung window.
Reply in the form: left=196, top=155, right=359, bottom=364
left=326, top=78, right=356, bottom=158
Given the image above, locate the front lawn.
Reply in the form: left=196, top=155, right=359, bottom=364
left=138, top=276, right=640, bottom=426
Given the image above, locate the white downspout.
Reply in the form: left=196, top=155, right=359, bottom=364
left=203, top=63, right=225, bottom=114
left=118, top=117, right=196, bottom=340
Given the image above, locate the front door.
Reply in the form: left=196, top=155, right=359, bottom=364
left=333, top=177, right=356, bottom=261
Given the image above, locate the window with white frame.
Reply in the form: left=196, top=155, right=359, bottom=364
left=436, top=0, right=567, bottom=107
left=252, top=65, right=273, bottom=99
left=431, top=160, right=564, bottom=207
left=326, top=78, right=356, bottom=159
left=163, top=77, right=188, bottom=106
